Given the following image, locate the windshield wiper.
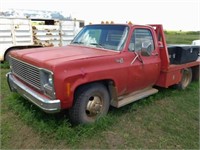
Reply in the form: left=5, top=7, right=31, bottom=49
left=71, top=41, right=84, bottom=45
left=89, top=43, right=104, bottom=48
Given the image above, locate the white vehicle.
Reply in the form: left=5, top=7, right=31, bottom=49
left=0, top=17, right=84, bottom=61
left=192, top=40, right=200, bottom=46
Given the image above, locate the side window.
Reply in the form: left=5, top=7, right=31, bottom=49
left=129, top=29, right=155, bottom=52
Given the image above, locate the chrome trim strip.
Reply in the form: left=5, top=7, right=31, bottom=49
left=7, top=72, right=61, bottom=113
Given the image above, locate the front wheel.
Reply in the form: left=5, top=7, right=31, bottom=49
left=69, top=83, right=110, bottom=125
left=176, top=68, right=192, bottom=90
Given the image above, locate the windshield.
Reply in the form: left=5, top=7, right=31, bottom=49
left=71, top=25, right=129, bottom=51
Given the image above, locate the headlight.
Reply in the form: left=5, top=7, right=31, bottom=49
left=41, top=69, right=55, bottom=99
left=48, top=74, right=53, bottom=86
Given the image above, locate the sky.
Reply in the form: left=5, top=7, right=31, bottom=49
left=0, top=0, right=200, bottom=31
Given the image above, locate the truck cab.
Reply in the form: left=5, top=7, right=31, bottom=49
left=7, top=23, right=200, bottom=124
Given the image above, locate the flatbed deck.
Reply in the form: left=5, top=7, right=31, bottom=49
left=156, top=58, right=200, bottom=88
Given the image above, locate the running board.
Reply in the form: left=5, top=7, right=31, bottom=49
left=111, top=87, right=158, bottom=108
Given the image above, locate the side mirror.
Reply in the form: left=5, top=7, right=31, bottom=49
left=141, top=42, right=152, bottom=56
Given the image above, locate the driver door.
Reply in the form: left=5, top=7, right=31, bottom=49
left=127, top=27, right=161, bottom=92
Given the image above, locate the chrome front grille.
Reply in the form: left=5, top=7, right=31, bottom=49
left=10, top=57, right=41, bottom=90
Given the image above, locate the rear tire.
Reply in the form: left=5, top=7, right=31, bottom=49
left=192, top=66, right=199, bottom=81
left=176, top=68, right=192, bottom=90
left=69, top=83, right=110, bottom=125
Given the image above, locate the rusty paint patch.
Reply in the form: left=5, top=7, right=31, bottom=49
left=32, top=26, right=43, bottom=46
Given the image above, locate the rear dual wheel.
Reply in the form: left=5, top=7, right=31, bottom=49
left=176, top=68, right=192, bottom=90
left=192, top=66, right=199, bottom=81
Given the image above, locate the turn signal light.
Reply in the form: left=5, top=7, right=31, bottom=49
left=101, top=21, right=114, bottom=24
left=128, top=21, right=133, bottom=25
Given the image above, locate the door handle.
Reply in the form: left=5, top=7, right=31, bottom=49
left=152, top=53, right=158, bottom=56
left=131, top=52, right=144, bottom=65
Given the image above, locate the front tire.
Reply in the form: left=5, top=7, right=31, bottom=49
left=69, top=83, right=110, bottom=125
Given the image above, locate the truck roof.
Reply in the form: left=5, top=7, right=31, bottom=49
left=86, top=23, right=160, bottom=29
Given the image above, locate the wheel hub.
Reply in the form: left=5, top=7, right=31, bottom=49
left=182, top=69, right=191, bottom=88
left=86, top=96, right=103, bottom=117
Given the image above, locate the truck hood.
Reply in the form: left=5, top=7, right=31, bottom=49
left=10, top=45, right=119, bottom=69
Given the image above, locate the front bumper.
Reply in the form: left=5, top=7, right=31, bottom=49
left=7, top=72, right=61, bottom=113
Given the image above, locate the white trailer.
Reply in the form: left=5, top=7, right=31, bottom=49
left=0, top=17, right=84, bottom=61
left=192, top=40, right=200, bottom=46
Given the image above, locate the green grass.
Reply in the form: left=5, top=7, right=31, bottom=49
left=0, top=62, right=9, bottom=69
left=1, top=32, right=200, bottom=149
left=165, top=31, right=200, bottom=44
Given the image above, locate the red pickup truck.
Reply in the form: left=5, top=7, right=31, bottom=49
left=7, top=23, right=200, bottom=124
